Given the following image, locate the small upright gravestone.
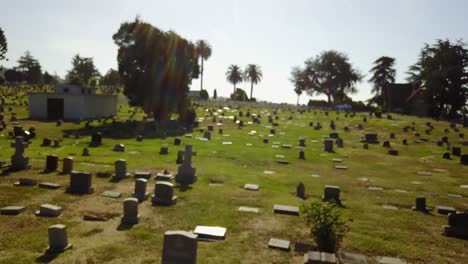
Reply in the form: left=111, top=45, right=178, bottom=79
left=174, top=138, right=181, bottom=145
left=62, top=157, right=74, bottom=174
left=363, top=133, right=379, bottom=144
left=132, top=178, right=149, bottom=202
left=10, top=136, right=30, bottom=171
left=203, top=131, right=211, bottom=140
left=66, top=171, right=94, bottom=194
left=452, top=147, right=461, bottom=156
left=89, top=132, right=102, bottom=147
left=45, top=224, right=72, bottom=253
left=152, top=182, right=177, bottom=206
left=160, top=147, right=169, bottom=155
left=112, top=159, right=130, bottom=181
left=296, top=182, right=306, bottom=199
left=176, top=145, right=197, bottom=185
left=82, top=148, right=90, bottom=156
left=121, top=198, right=139, bottom=225
left=176, top=150, right=184, bottom=164
left=461, top=154, right=468, bottom=165
left=335, top=138, right=344, bottom=148
left=322, top=185, right=342, bottom=205
left=324, top=139, right=334, bottom=152
left=113, top=144, right=125, bottom=152
left=299, top=150, right=305, bottom=160
left=42, top=138, right=51, bottom=147
left=412, top=197, right=430, bottom=213
left=44, top=155, right=59, bottom=172
left=162, top=231, right=198, bottom=264
left=299, top=138, right=306, bottom=147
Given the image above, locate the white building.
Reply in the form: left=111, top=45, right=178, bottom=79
left=28, top=84, right=117, bottom=121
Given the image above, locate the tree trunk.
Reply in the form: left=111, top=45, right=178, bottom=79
left=233, top=83, right=236, bottom=94
left=200, top=58, right=204, bottom=91
left=250, top=82, right=254, bottom=100
left=297, top=94, right=300, bottom=105
left=327, top=93, right=331, bottom=104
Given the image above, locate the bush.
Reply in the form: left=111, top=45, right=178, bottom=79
left=200, top=90, right=209, bottom=100
left=230, top=88, right=248, bottom=101
left=300, top=201, right=348, bottom=253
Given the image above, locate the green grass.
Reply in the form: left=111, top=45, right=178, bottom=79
left=0, top=96, right=467, bottom=263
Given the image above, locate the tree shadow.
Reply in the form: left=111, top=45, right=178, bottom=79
left=62, top=120, right=191, bottom=140
left=35, top=252, right=59, bottom=263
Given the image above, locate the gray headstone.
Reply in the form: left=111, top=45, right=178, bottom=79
left=46, top=224, right=72, bottom=253
left=152, top=182, right=177, bottom=206
left=162, top=231, right=198, bottom=264
left=121, top=198, right=139, bottom=225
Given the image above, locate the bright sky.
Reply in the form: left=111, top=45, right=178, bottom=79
left=1, top=0, right=467, bottom=104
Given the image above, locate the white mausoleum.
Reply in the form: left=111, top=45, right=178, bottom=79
left=29, top=84, right=117, bottom=121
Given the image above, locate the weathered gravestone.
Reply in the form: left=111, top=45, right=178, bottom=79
left=14, top=178, right=37, bottom=186
left=61, top=157, right=74, bottom=174
left=44, top=155, right=59, bottom=172
left=161, top=231, right=198, bottom=264
left=42, top=138, right=51, bottom=147
left=299, top=150, right=305, bottom=160
left=10, top=136, right=30, bottom=171
left=0, top=205, right=26, bottom=215
left=152, top=182, right=177, bottom=206
left=452, top=147, right=461, bottom=156
left=113, top=144, right=125, bottom=152
left=112, top=159, right=130, bottom=181
left=121, top=198, right=139, bottom=225
left=35, top=204, right=63, bottom=217
left=132, top=178, right=149, bottom=202
left=176, top=145, right=197, bottom=185
left=66, top=171, right=94, bottom=194
left=461, top=154, right=468, bottom=165
left=160, top=147, right=169, bottom=155
left=45, top=224, right=72, bottom=253
left=363, top=133, right=379, bottom=144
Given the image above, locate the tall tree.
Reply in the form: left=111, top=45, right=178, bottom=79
left=245, top=64, right=263, bottom=100
left=67, top=54, right=100, bottom=85
left=290, top=66, right=306, bottom=105
left=226, top=64, right=243, bottom=94
left=113, top=17, right=198, bottom=122
left=303, top=50, right=362, bottom=103
left=196, top=40, right=212, bottom=91
left=368, top=56, right=396, bottom=111
left=17, top=51, right=43, bottom=84
left=101, top=69, right=121, bottom=87
left=0, top=27, right=7, bottom=61
left=43, top=71, right=57, bottom=85
left=408, top=39, right=468, bottom=119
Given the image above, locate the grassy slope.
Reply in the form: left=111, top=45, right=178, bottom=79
left=0, top=97, right=467, bottom=263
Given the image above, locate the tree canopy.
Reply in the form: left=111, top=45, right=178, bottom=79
left=113, top=17, right=199, bottom=122
left=0, top=27, right=7, bottom=61
left=17, top=51, right=43, bottom=84
left=196, top=40, right=212, bottom=91
left=408, top=39, right=468, bottom=119
left=245, top=64, right=262, bottom=100
left=290, top=66, right=307, bottom=105
left=368, top=56, right=396, bottom=111
left=66, top=54, right=100, bottom=86
left=226, top=64, right=243, bottom=94
left=301, top=50, right=362, bottom=103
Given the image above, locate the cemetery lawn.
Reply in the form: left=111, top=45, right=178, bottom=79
left=0, top=97, right=467, bottom=263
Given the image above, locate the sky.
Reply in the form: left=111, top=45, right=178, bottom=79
left=1, top=0, right=467, bottom=104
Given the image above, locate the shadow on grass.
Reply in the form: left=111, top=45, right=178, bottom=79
left=176, top=184, right=192, bottom=192
left=62, top=120, right=191, bottom=140
left=36, top=252, right=59, bottom=263
left=116, top=223, right=135, bottom=231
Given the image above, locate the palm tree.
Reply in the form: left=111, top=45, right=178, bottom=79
left=245, top=64, right=263, bottom=100
left=226, top=64, right=243, bottom=94
left=368, top=56, right=396, bottom=111
left=196, top=40, right=212, bottom=91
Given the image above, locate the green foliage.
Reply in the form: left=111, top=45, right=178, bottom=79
left=101, top=69, right=120, bottom=87
left=302, top=50, right=362, bottom=103
left=88, top=76, right=100, bottom=87
left=226, top=65, right=243, bottom=93
left=67, top=54, right=100, bottom=86
left=245, top=64, right=262, bottom=100
left=368, top=56, right=396, bottom=111
left=230, top=88, right=248, bottom=101
left=43, top=71, right=57, bottom=85
left=16, top=51, right=43, bottom=84
left=301, top=201, right=349, bottom=253
left=200, top=89, right=209, bottom=100
left=408, top=39, right=468, bottom=119
left=4, top=69, right=24, bottom=83
left=0, top=27, right=7, bottom=61
left=213, top=89, right=217, bottom=99
left=113, top=17, right=198, bottom=122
